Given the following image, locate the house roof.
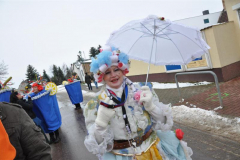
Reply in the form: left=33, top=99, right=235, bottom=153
left=200, top=22, right=227, bottom=31
left=218, top=10, right=228, bottom=23
left=82, top=59, right=92, bottom=63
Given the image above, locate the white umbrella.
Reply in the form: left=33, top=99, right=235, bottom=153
left=106, top=15, right=210, bottom=83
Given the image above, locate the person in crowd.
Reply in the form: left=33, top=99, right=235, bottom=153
left=10, top=89, right=36, bottom=119
left=91, top=73, right=98, bottom=89
left=64, top=80, right=83, bottom=110
left=10, top=89, right=49, bottom=143
left=0, top=119, right=16, bottom=160
left=41, top=79, right=48, bottom=86
left=68, top=76, right=74, bottom=83
left=85, top=73, right=92, bottom=90
left=30, top=83, right=62, bottom=144
left=0, top=102, right=52, bottom=160
left=24, top=86, right=29, bottom=94
left=84, top=47, right=193, bottom=160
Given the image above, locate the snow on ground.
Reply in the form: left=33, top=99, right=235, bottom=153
left=57, top=83, right=240, bottom=142
left=83, top=82, right=104, bottom=87
left=172, top=105, right=240, bottom=142
left=57, top=85, right=96, bottom=98
left=146, top=81, right=212, bottom=89
left=81, top=90, right=96, bottom=97
left=57, top=85, right=66, bottom=92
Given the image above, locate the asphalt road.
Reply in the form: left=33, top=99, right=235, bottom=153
left=50, top=85, right=240, bottom=160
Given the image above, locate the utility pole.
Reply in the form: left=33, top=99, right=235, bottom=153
left=83, top=51, right=86, bottom=59
left=78, top=51, right=86, bottom=79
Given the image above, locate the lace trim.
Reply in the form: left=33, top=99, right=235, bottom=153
left=152, top=104, right=173, bottom=131
left=31, top=89, right=52, bottom=100
left=0, top=88, right=11, bottom=94
left=64, top=80, right=81, bottom=86
left=84, top=124, right=114, bottom=160
left=180, top=140, right=193, bottom=160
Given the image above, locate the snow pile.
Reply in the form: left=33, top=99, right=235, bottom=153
left=172, top=105, right=240, bottom=142
left=82, top=90, right=96, bottom=97
left=149, top=81, right=212, bottom=89
left=57, top=85, right=66, bottom=92
left=57, top=85, right=96, bottom=98
left=83, top=83, right=104, bottom=87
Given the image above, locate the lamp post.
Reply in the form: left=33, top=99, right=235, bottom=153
left=78, top=51, right=86, bottom=81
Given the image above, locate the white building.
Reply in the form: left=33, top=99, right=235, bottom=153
left=174, top=10, right=222, bottom=30
left=71, top=62, right=85, bottom=82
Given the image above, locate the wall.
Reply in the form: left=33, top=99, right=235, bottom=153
left=225, top=0, right=240, bottom=48
left=213, top=22, right=240, bottom=67
left=128, top=59, right=166, bottom=76
left=175, top=11, right=222, bottom=30
left=82, top=63, right=91, bottom=74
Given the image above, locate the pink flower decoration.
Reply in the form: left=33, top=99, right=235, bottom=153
left=134, top=90, right=142, bottom=102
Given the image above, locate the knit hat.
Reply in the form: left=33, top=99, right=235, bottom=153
left=90, top=46, right=130, bottom=83
left=32, top=83, right=43, bottom=91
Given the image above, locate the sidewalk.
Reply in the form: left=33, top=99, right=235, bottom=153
left=154, top=76, right=240, bottom=118
left=82, top=78, right=240, bottom=118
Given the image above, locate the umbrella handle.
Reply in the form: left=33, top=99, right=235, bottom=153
left=145, top=38, right=156, bottom=85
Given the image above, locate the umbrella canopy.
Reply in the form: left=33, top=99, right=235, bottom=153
left=106, top=15, right=210, bottom=66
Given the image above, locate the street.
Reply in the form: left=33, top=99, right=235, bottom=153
left=51, top=85, right=240, bottom=160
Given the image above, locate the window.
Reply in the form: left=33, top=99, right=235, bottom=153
left=204, top=19, right=209, bottom=24
left=238, top=9, right=240, bottom=20
left=165, top=65, right=181, bottom=71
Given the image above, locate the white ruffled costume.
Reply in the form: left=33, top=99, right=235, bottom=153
left=84, top=47, right=192, bottom=160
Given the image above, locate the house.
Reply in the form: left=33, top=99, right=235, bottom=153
left=81, top=60, right=92, bottom=75
left=18, top=80, right=29, bottom=93
left=71, top=62, right=85, bottom=82
left=128, top=0, right=240, bottom=83
left=71, top=59, right=92, bottom=82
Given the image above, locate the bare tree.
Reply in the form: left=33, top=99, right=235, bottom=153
left=61, top=63, right=68, bottom=77
left=0, top=61, right=8, bottom=80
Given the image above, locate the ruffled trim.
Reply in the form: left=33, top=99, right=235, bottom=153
left=157, top=139, right=193, bottom=160
left=157, top=143, right=176, bottom=160
left=84, top=124, right=114, bottom=160
left=64, top=80, right=80, bottom=86
left=152, top=103, right=173, bottom=132
left=107, top=14, right=210, bottom=66
left=31, top=89, right=51, bottom=100
left=0, top=88, right=11, bottom=94
left=180, top=140, right=193, bottom=160
left=126, top=47, right=208, bottom=65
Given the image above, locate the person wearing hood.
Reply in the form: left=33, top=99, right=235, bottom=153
left=29, top=83, right=62, bottom=144
left=10, top=89, right=36, bottom=119
left=0, top=102, right=52, bottom=160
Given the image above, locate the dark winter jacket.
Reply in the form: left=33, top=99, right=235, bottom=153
left=85, top=75, right=92, bottom=84
left=91, top=75, right=96, bottom=82
left=10, top=92, right=36, bottom=119
left=16, top=98, right=36, bottom=119
left=0, top=102, right=52, bottom=160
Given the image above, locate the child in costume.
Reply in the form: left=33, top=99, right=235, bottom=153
left=0, top=88, right=11, bottom=102
left=64, top=80, right=83, bottom=110
left=84, top=47, right=193, bottom=160
left=29, top=83, right=62, bottom=144
left=0, top=78, right=12, bottom=102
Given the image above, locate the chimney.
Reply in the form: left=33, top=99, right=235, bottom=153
left=202, top=10, right=209, bottom=15
left=222, top=0, right=226, bottom=10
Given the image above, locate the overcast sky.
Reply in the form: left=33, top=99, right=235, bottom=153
left=0, top=0, right=223, bottom=88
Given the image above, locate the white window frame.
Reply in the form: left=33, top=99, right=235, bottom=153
left=184, top=31, right=212, bottom=71
left=165, top=65, right=184, bottom=73
left=164, top=31, right=212, bottom=73
left=237, top=9, right=240, bottom=28
left=232, top=3, right=240, bottom=28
